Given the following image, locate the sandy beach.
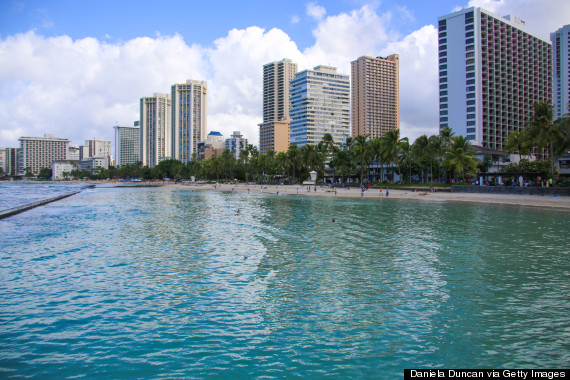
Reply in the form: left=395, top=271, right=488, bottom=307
left=166, top=182, right=570, bottom=210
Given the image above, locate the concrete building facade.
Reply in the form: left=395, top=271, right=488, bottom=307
left=84, top=137, right=111, bottom=161
left=259, top=58, right=297, bottom=153
left=551, top=24, right=570, bottom=120
left=0, top=148, right=19, bottom=176
left=290, top=65, right=350, bottom=147
left=171, top=80, right=207, bottom=164
left=438, top=7, right=552, bottom=151
left=140, top=93, right=171, bottom=168
left=225, top=131, right=248, bottom=159
left=259, top=120, right=290, bottom=153
left=18, top=134, right=69, bottom=176
left=114, top=124, right=140, bottom=167
left=262, top=58, right=298, bottom=123
left=51, top=160, right=79, bottom=180
left=351, top=55, right=400, bottom=138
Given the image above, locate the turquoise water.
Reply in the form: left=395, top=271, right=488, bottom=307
left=1, top=186, right=569, bottom=378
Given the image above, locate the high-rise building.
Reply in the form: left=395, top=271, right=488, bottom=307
left=290, top=65, right=350, bottom=147
left=225, top=131, right=248, bottom=159
left=551, top=24, right=570, bottom=120
left=18, top=134, right=70, bottom=176
left=259, top=120, right=290, bottom=153
left=0, top=147, right=19, bottom=176
left=171, top=80, right=207, bottom=163
left=351, top=55, right=399, bottom=138
left=84, top=137, right=112, bottom=160
left=114, top=123, right=140, bottom=167
left=438, top=7, right=552, bottom=151
left=140, top=93, right=171, bottom=168
left=262, top=58, right=298, bottom=123
left=259, top=58, right=297, bottom=153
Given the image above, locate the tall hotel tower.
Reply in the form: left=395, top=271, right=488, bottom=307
left=18, top=134, right=69, bottom=175
left=351, top=55, right=400, bottom=138
left=438, top=7, right=552, bottom=151
left=171, top=80, right=207, bottom=163
left=290, top=65, right=350, bottom=147
left=551, top=25, right=570, bottom=120
left=259, top=58, right=297, bottom=153
left=140, top=93, right=171, bottom=168
left=114, top=123, right=140, bottom=167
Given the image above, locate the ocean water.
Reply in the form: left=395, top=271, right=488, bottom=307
left=0, top=185, right=569, bottom=378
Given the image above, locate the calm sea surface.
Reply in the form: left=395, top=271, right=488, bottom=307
left=1, top=184, right=569, bottom=378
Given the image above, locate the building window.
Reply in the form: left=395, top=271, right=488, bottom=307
left=466, top=31, right=474, bottom=38
left=439, top=51, right=447, bottom=57
left=467, top=128, right=476, bottom=133
left=467, top=114, right=475, bottom=119
left=467, top=107, right=476, bottom=112
left=465, top=25, right=474, bottom=31
left=466, top=79, right=475, bottom=85
left=440, top=103, right=448, bottom=109
left=440, top=110, right=448, bottom=115
left=467, top=121, right=476, bottom=126
left=440, top=117, right=448, bottom=122
left=440, top=84, right=448, bottom=89
left=466, top=134, right=475, bottom=140
left=467, top=100, right=476, bottom=105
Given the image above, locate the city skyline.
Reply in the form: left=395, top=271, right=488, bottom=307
left=0, top=0, right=567, bottom=149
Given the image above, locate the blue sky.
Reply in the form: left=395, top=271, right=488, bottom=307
left=1, top=0, right=461, bottom=48
left=0, top=0, right=567, bottom=149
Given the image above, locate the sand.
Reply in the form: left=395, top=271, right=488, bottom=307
left=165, top=182, right=570, bottom=210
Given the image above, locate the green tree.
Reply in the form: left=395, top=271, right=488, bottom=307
left=444, top=135, right=478, bottom=181
left=351, top=135, right=371, bottom=186
left=37, top=167, right=52, bottom=180
left=526, top=102, right=565, bottom=179
left=504, top=130, right=531, bottom=161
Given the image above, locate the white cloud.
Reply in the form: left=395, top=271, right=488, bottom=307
left=290, top=15, right=301, bottom=25
left=0, top=32, right=207, bottom=147
left=306, top=3, right=326, bottom=20
left=303, top=4, right=395, bottom=74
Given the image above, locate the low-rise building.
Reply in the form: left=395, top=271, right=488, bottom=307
left=51, top=160, right=79, bottom=180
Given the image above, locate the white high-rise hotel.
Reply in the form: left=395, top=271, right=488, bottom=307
left=290, top=65, right=350, bottom=147
left=438, top=7, right=552, bottom=151
left=114, top=124, right=140, bottom=167
left=552, top=25, right=570, bottom=120
left=140, top=93, right=171, bottom=168
left=171, top=80, right=207, bottom=163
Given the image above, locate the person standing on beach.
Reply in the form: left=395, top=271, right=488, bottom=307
left=386, top=189, right=389, bottom=197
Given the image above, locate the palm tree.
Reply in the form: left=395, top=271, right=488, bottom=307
left=351, top=135, right=370, bottom=186
left=504, top=130, right=531, bottom=161
left=320, top=133, right=336, bottom=184
left=398, top=137, right=412, bottom=183
left=444, top=136, right=478, bottom=181
left=412, top=135, right=429, bottom=184
left=526, top=102, right=564, bottom=179
left=287, top=144, right=302, bottom=184
left=383, top=130, right=402, bottom=183
left=369, top=137, right=385, bottom=182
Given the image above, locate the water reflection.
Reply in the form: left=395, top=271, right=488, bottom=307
left=0, top=186, right=568, bottom=378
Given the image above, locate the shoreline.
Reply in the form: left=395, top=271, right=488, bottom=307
left=164, top=183, right=570, bottom=210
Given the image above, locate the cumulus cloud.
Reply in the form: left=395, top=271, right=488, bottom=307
left=0, top=31, right=206, bottom=146
left=303, top=4, right=395, bottom=74
left=306, top=3, right=326, bottom=20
